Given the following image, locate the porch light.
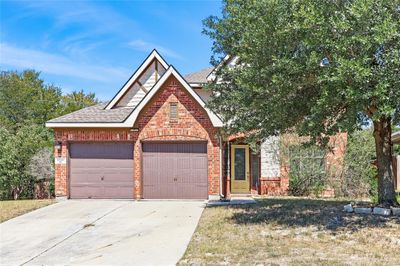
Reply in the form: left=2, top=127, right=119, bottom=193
left=54, top=141, right=62, bottom=151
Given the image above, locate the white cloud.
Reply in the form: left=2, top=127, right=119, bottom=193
left=0, top=43, right=129, bottom=82
left=128, top=39, right=182, bottom=60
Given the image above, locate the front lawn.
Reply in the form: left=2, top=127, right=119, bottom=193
left=0, top=199, right=55, bottom=223
left=179, top=197, right=400, bottom=265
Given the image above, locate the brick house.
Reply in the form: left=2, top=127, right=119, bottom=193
left=46, top=50, right=345, bottom=200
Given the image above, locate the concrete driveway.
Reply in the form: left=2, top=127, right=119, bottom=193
left=0, top=200, right=205, bottom=266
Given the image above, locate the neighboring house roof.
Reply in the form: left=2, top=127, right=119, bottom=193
left=184, top=67, right=214, bottom=84
left=393, top=131, right=400, bottom=144
left=47, top=103, right=134, bottom=123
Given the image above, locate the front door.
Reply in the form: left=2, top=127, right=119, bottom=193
left=231, top=144, right=250, bottom=193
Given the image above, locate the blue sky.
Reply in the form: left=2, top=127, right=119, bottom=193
left=0, top=0, right=222, bottom=100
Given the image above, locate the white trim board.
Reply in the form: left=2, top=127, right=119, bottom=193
left=104, top=50, right=169, bottom=110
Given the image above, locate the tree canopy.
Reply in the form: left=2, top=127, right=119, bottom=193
left=0, top=70, right=98, bottom=199
left=204, top=0, right=400, bottom=205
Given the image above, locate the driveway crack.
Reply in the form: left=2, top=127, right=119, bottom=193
left=20, top=202, right=128, bottom=266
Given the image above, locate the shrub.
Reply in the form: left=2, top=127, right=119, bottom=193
left=341, top=129, right=377, bottom=199
left=288, top=144, right=326, bottom=196
left=0, top=125, right=52, bottom=199
left=27, top=148, right=55, bottom=198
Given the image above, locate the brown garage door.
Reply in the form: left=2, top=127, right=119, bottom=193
left=142, top=142, right=208, bottom=199
left=69, top=143, right=134, bottom=199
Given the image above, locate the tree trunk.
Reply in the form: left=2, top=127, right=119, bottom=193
left=373, top=117, right=396, bottom=206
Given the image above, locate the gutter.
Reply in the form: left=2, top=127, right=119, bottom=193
left=219, top=135, right=224, bottom=199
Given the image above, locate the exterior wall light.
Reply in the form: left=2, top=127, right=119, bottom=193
left=54, top=141, right=62, bottom=151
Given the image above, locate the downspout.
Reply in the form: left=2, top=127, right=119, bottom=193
left=219, top=135, right=224, bottom=199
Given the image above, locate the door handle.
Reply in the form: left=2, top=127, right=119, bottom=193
left=101, top=176, right=104, bottom=181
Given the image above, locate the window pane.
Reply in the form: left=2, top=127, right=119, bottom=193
left=234, top=148, right=246, bottom=180
left=251, top=153, right=259, bottom=187
left=170, top=103, right=178, bottom=120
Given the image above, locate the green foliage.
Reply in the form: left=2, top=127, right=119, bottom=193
left=341, top=129, right=378, bottom=199
left=0, top=70, right=62, bottom=132
left=0, top=70, right=98, bottom=199
left=204, top=0, right=399, bottom=138
left=288, top=144, right=326, bottom=196
left=0, top=125, right=52, bottom=199
left=59, top=90, right=98, bottom=115
left=204, top=0, right=400, bottom=203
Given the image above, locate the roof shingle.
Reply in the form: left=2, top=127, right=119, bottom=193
left=47, top=103, right=134, bottom=123
left=184, top=67, right=214, bottom=84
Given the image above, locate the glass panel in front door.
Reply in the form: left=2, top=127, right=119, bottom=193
left=251, top=153, right=259, bottom=188
left=234, top=148, right=246, bottom=180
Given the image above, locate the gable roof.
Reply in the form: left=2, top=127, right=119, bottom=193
left=104, top=49, right=169, bottom=110
left=124, top=66, right=223, bottom=127
left=45, top=63, right=223, bottom=128
left=184, top=67, right=214, bottom=85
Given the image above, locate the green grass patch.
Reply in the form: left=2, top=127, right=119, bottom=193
left=0, top=199, right=55, bottom=223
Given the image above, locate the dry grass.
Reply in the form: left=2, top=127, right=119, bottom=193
left=0, top=199, right=55, bottom=223
left=179, top=197, right=400, bottom=266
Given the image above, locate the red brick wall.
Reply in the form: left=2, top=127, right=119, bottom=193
left=53, top=129, right=136, bottom=197
left=133, top=76, right=221, bottom=199
left=53, top=76, right=221, bottom=199
left=259, top=132, right=348, bottom=196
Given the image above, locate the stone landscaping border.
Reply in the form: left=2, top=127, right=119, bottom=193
left=344, top=203, right=400, bottom=216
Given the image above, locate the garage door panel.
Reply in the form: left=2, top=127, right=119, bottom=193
left=70, top=143, right=133, bottom=159
left=192, top=157, right=207, bottom=169
left=102, top=186, right=132, bottom=199
left=69, top=143, right=134, bottom=199
left=143, top=142, right=208, bottom=199
left=70, top=173, right=101, bottom=184
left=70, top=185, right=104, bottom=199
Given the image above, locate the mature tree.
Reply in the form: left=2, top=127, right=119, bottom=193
left=59, top=90, right=98, bottom=115
left=204, top=0, right=400, bottom=205
left=0, top=70, right=62, bottom=131
left=0, top=70, right=98, bottom=199
left=0, top=125, right=52, bottom=199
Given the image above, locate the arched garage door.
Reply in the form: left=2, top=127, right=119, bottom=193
left=69, top=143, right=134, bottom=199
left=142, top=142, right=208, bottom=199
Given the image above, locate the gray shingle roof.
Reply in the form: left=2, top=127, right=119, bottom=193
left=184, top=67, right=214, bottom=84
left=47, top=103, right=134, bottom=123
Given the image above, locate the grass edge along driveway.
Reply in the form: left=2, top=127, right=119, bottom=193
left=0, top=199, right=55, bottom=223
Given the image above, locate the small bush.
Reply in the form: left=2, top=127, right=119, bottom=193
left=340, top=129, right=378, bottom=199
left=288, top=144, right=327, bottom=196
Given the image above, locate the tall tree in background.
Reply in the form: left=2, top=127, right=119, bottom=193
left=0, top=70, right=98, bottom=199
left=0, top=70, right=99, bottom=131
left=204, top=0, right=400, bottom=205
left=0, top=70, right=61, bottom=131
left=59, top=90, right=98, bottom=115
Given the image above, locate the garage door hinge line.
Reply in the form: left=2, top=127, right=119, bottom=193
left=19, top=203, right=128, bottom=266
